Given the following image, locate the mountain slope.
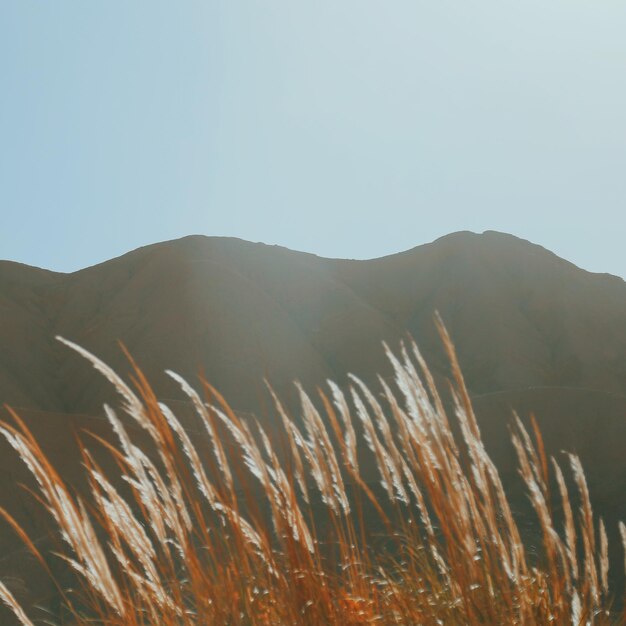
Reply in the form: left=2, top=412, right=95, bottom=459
left=3, top=230, right=626, bottom=416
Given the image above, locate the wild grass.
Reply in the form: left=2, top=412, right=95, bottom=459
left=1, top=320, right=625, bottom=625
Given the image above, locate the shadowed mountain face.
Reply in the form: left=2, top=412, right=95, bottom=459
left=1, top=231, right=626, bottom=616
left=3, top=230, right=626, bottom=415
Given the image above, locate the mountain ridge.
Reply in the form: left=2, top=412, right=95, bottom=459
left=3, top=230, right=626, bottom=415
left=3, top=230, right=624, bottom=282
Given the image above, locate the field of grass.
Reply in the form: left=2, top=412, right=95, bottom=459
left=1, top=320, right=625, bottom=625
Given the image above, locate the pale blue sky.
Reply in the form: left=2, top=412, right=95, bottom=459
left=2, top=1, right=626, bottom=275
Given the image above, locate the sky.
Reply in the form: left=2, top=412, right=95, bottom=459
left=2, top=1, right=626, bottom=276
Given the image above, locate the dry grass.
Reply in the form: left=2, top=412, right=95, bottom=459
left=1, top=320, right=625, bottom=625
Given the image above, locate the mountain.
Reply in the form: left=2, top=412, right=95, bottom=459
left=3, top=230, right=626, bottom=414
left=1, top=231, right=626, bottom=615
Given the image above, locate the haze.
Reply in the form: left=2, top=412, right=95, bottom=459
left=2, top=1, right=626, bottom=275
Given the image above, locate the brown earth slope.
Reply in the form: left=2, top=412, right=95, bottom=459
left=3, top=230, right=626, bottom=414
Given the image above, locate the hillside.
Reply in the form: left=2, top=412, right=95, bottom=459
left=3, top=230, right=626, bottom=415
